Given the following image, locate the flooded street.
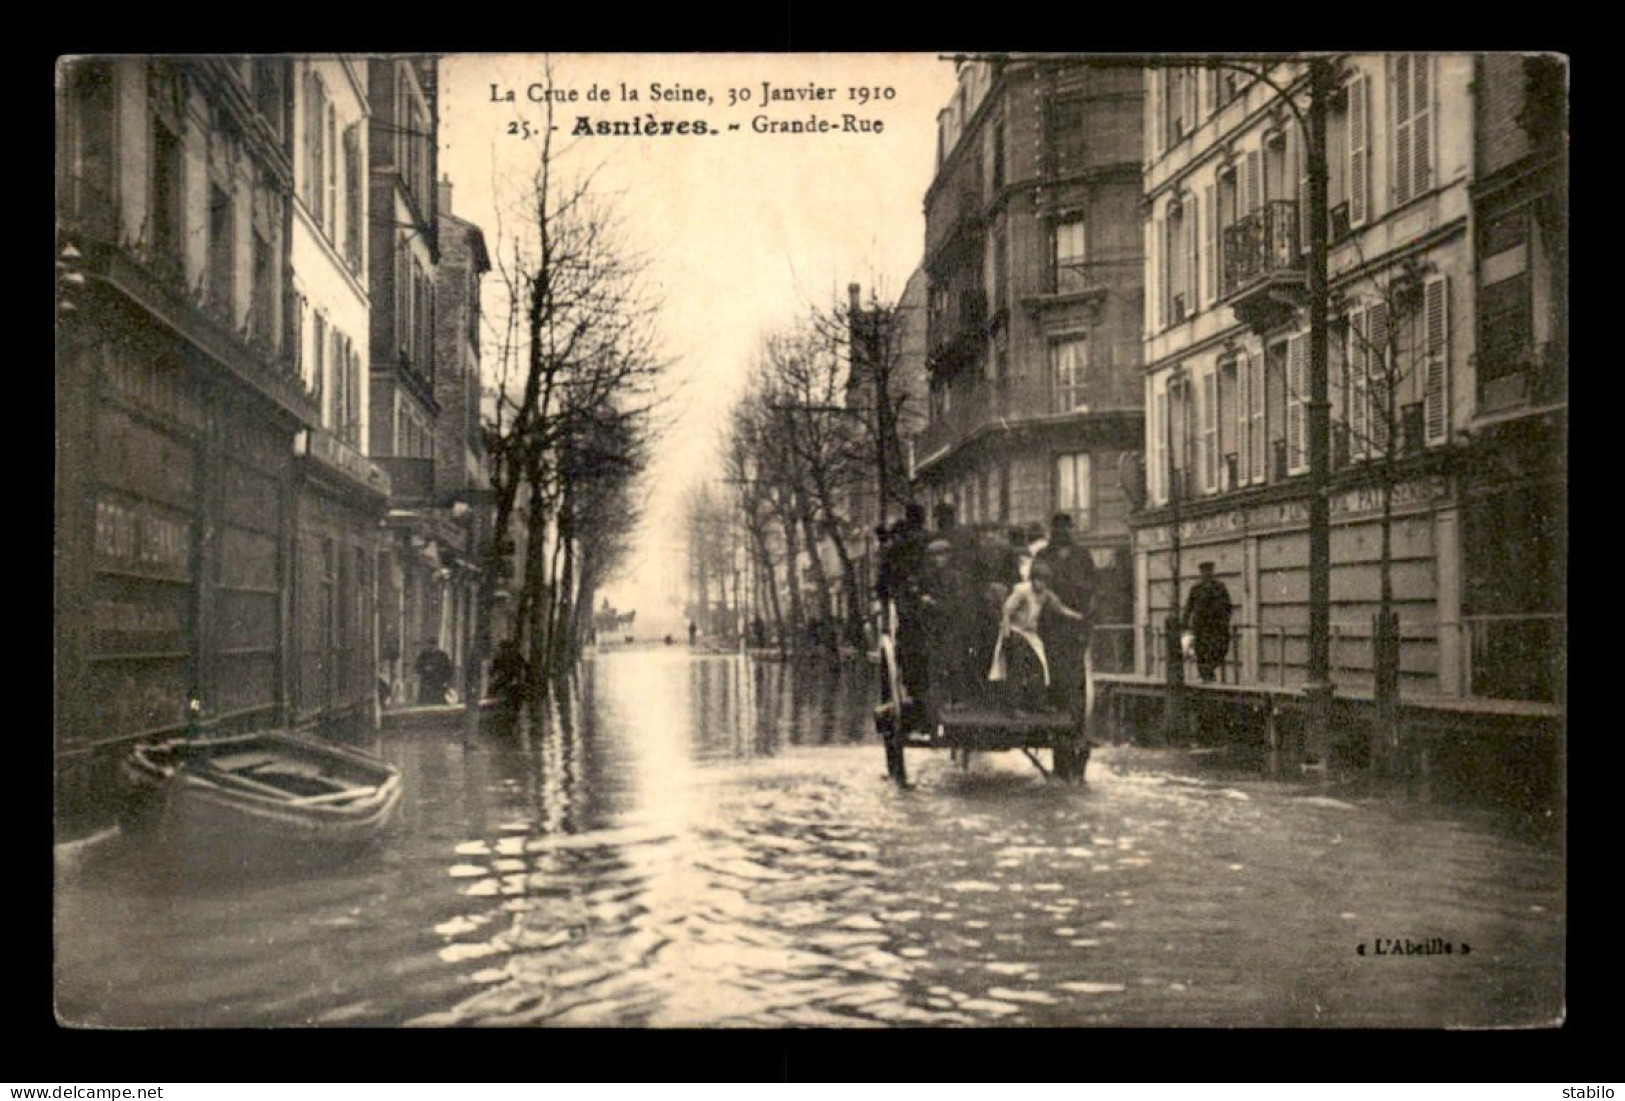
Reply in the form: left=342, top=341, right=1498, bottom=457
left=56, top=648, right=1563, bottom=1028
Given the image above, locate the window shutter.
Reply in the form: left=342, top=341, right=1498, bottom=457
left=1186, top=191, right=1200, bottom=311
left=1368, top=300, right=1390, bottom=456
left=1349, top=307, right=1368, bottom=460
left=1244, top=149, right=1261, bottom=214
left=1184, top=67, right=1198, bottom=136
left=1423, top=276, right=1449, bottom=445
left=1286, top=333, right=1307, bottom=474
left=303, top=71, right=317, bottom=211
left=1348, top=73, right=1369, bottom=227
left=1204, top=183, right=1217, bottom=307
left=1201, top=369, right=1217, bottom=492
left=1249, top=346, right=1266, bottom=483
left=1412, top=54, right=1432, bottom=197
left=1156, top=215, right=1168, bottom=329
left=1150, top=71, right=1164, bottom=156
left=1236, top=350, right=1252, bottom=485
left=1154, top=388, right=1168, bottom=503
left=1394, top=56, right=1413, bottom=207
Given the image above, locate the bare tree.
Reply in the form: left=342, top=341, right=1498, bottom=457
left=1325, top=254, right=1453, bottom=771
left=479, top=58, right=665, bottom=719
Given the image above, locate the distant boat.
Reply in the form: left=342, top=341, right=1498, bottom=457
left=119, top=730, right=401, bottom=850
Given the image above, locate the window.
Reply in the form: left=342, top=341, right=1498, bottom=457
left=312, top=312, right=326, bottom=404
left=253, top=59, right=286, bottom=143
left=1265, top=339, right=1287, bottom=480
left=1053, top=217, right=1087, bottom=293
left=1051, top=95, right=1088, bottom=167
left=1286, top=332, right=1308, bottom=475
left=1246, top=349, right=1264, bottom=485
left=1164, top=199, right=1191, bottom=324
left=326, top=103, right=338, bottom=242
left=62, top=60, right=114, bottom=229
left=1168, top=375, right=1191, bottom=499
left=207, top=184, right=234, bottom=318
left=1479, top=211, right=1532, bottom=386
left=1153, top=386, right=1168, bottom=503
left=151, top=114, right=184, bottom=272
left=1217, top=358, right=1237, bottom=491
left=1391, top=54, right=1432, bottom=206
left=1216, top=166, right=1239, bottom=298
left=329, top=327, right=344, bottom=431
left=1055, top=453, right=1092, bottom=531
left=1199, top=369, right=1217, bottom=493
left=251, top=227, right=272, bottom=345
left=1164, top=68, right=1193, bottom=145
left=1211, top=68, right=1242, bottom=113
left=395, top=238, right=411, bottom=359
left=1052, top=338, right=1090, bottom=412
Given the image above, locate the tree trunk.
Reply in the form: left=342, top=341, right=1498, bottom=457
left=799, top=507, right=836, bottom=656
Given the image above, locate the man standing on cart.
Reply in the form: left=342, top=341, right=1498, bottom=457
left=877, top=503, right=930, bottom=703
left=1033, top=513, right=1097, bottom=730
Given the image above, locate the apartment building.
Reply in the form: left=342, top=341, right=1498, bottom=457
left=56, top=58, right=320, bottom=814
left=1132, top=53, right=1564, bottom=712
left=287, top=56, right=392, bottom=729
left=912, top=57, right=1145, bottom=665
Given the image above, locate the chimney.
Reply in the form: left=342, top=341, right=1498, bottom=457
left=437, top=175, right=454, bottom=218
left=848, top=283, right=861, bottom=313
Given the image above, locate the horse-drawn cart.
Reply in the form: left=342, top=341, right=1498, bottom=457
left=871, top=601, right=1092, bottom=787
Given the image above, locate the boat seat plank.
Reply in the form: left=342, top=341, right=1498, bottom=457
left=200, top=768, right=309, bottom=801
left=208, top=751, right=282, bottom=773
left=290, top=786, right=379, bottom=806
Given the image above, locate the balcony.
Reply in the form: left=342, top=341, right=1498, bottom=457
left=59, top=175, right=317, bottom=426
left=376, top=457, right=435, bottom=505
left=1222, top=200, right=1307, bottom=334
left=296, top=427, right=391, bottom=503
left=914, top=372, right=1109, bottom=472
left=926, top=288, right=987, bottom=372
left=1477, top=337, right=1568, bottom=415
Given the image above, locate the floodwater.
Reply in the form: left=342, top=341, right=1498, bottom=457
left=55, top=648, right=1564, bottom=1028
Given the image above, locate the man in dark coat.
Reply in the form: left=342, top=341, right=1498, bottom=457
left=921, top=537, right=980, bottom=708
left=1185, top=561, right=1234, bottom=682
left=932, top=501, right=997, bottom=697
left=1033, top=514, right=1096, bottom=720
left=878, top=504, right=930, bottom=700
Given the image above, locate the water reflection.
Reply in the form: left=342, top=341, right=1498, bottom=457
left=55, top=649, right=1562, bottom=1028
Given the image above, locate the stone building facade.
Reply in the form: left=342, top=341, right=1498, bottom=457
left=912, top=58, right=1145, bottom=668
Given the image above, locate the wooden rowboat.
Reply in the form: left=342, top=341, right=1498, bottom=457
left=119, top=730, right=402, bottom=850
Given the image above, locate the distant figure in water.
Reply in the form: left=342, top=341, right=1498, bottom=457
left=414, top=640, right=453, bottom=705
left=664, top=634, right=674, bottom=645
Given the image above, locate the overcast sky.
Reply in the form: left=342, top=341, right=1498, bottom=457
left=440, top=53, right=959, bottom=634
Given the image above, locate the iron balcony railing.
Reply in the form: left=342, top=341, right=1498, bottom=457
left=1222, top=200, right=1303, bottom=299
left=915, top=372, right=1081, bottom=465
